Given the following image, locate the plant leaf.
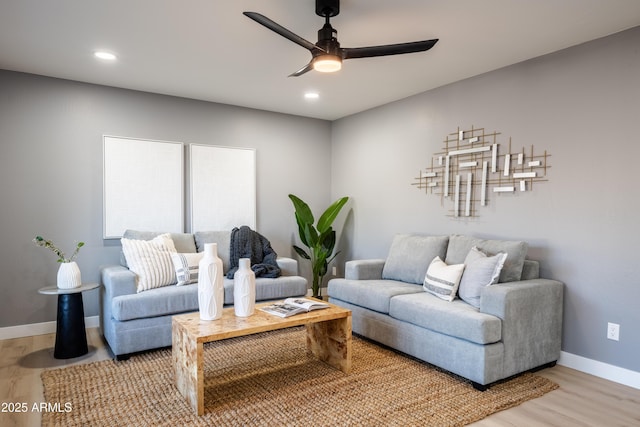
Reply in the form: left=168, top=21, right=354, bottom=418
left=288, top=194, right=314, bottom=225
left=317, top=196, right=349, bottom=233
left=327, top=250, right=341, bottom=266
left=293, top=245, right=310, bottom=260
left=316, top=259, right=328, bottom=277
left=295, top=213, right=310, bottom=247
left=301, top=222, right=319, bottom=247
left=319, top=228, right=336, bottom=253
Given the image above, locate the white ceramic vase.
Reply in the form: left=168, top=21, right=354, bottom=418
left=198, top=243, right=224, bottom=321
left=234, top=258, right=256, bottom=317
left=57, top=261, right=82, bottom=289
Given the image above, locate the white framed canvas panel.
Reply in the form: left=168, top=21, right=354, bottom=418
left=103, top=136, right=184, bottom=239
left=190, top=144, right=256, bottom=232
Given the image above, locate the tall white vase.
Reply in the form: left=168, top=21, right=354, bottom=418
left=198, top=243, right=224, bottom=321
left=57, top=261, right=81, bottom=289
left=234, top=258, right=256, bottom=317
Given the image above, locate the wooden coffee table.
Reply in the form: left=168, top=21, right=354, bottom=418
left=172, top=300, right=352, bottom=415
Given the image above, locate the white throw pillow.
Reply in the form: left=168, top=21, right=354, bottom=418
left=458, top=246, right=507, bottom=308
left=171, top=252, right=204, bottom=286
left=423, top=256, right=465, bottom=301
left=121, top=233, right=177, bottom=293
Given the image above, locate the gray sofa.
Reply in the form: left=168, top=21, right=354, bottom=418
left=100, top=230, right=307, bottom=359
left=328, top=233, right=563, bottom=390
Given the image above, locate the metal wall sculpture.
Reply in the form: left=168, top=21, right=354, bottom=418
left=412, top=126, right=551, bottom=218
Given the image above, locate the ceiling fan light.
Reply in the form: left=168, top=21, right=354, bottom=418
left=313, top=55, right=342, bottom=73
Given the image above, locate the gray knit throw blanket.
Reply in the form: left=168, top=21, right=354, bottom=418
left=226, top=226, right=282, bottom=279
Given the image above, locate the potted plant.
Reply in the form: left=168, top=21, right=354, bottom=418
left=33, top=235, right=84, bottom=289
left=288, top=194, right=349, bottom=298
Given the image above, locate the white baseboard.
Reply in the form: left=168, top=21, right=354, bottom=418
left=558, top=351, right=640, bottom=390
left=0, top=316, right=100, bottom=341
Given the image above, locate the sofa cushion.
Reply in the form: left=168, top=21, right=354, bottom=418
left=121, top=233, right=177, bottom=293
left=112, top=275, right=308, bottom=321
left=445, top=235, right=528, bottom=283
left=389, top=292, right=502, bottom=345
left=458, top=247, right=507, bottom=308
left=328, top=278, right=423, bottom=314
left=382, top=234, right=449, bottom=285
left=112, top=283, right=199, bottom=321
left=422, top=256, right=465, bottom=301
left=521, top=260, right=539, bottom=280
left=170, top=252, right=204, bottom=286
left=123, top=230, right=197, bottom=253
left=222, top=276, right=307, bottom=305
left=194, top=231, right=231, bottom=273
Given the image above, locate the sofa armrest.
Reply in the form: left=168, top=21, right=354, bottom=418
left=345, top=259, right=386, bottom=280
left=480, top=278, right=564, bottom=376
left=276, top=257, right=299, bottom=276
left=100, top=265, right=138, bottom=298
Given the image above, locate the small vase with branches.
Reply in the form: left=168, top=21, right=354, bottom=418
left=33, top=235, right=85, bottom=289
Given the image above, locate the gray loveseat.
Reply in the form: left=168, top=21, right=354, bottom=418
left=100, top=230, right=307, bottom=359
left=328, top=234, right=563, bottom=390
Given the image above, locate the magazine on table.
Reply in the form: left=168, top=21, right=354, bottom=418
left=260, top=298, right=330, bottom=318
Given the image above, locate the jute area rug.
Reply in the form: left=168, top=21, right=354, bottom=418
left=42, top=327, right=557, bottom=426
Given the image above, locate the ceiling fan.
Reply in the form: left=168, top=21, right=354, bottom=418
left=244, top=0, right=439, bottom=77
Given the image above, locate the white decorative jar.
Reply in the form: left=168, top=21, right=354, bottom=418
left=57, top=261, right=82, bottom=289
left=234, top=258, right=256, bottom=317
left=198, top=243, right=224, bottom=321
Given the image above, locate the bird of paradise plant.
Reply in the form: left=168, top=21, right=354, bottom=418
left=288, top=194, right=349, bottom=298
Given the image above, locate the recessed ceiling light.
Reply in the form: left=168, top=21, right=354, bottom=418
left=94, top=51, right=117, bottom=61
left=304, top=92, right=320, bottom=100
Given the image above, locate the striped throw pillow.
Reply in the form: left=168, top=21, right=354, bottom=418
left=423, top=256, right=465, bottom=301
left=170, top=252, right=204, bottom=286
left=121, top=233, right=177, bottom=293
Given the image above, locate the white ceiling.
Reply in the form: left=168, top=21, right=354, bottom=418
left=1, top=0, right=639, bottom=121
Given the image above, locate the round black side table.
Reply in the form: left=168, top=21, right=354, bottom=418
left=38, top=283, right=100, bottom=359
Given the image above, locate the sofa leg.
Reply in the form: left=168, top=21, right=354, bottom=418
left=115, top=354, right=130, bottom=361
left=472, top=382, right=488, bottom=392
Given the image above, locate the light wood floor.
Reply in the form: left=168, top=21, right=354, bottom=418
left=1, top=328, right=639, bottom=427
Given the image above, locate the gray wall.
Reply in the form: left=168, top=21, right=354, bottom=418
left=0, top=70, right=331, bottom=327
left=331, top=26, right=640, bottom=372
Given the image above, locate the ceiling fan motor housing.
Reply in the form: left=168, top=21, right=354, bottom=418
left=316, top=0, right=340, bottom=17
left=315, top=23, right=341, bottom=61
left=318, top=24, right=339, bottom=47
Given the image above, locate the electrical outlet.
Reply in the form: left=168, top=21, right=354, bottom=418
left=607, top=322, right=620, bottom=341
left=332, top=266, right=337, bottom=276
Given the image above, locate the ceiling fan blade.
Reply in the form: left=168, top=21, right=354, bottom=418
left=243, top=12, right=321, bottom=52
left=288, top=62, right=314, bottom=77
left=342, top=39, right=438, bottom=59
